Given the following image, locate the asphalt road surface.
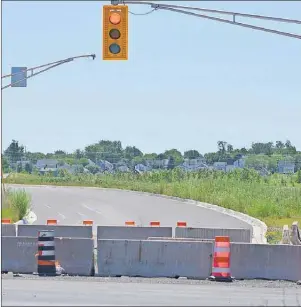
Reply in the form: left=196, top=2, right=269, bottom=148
left=2, top=276, right=300, bottom=306
left=8, top=184, right=252, bottom=229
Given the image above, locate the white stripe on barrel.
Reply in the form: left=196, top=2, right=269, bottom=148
left=211, top=267, right=231, bottom=273
left=214, top=247, right=230, bottom=253
left=39, top=250, right=55, bottom=256
left=38, top=241, right=55, bottom=247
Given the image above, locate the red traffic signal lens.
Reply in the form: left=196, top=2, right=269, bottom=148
left=109, top=13, right=121, bottom=25
left=109, top=29, right=121, bottom=39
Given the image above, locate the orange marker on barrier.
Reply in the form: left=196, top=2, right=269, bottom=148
left=1, top=219, right=11, bottom=224
left=150, top=221, right=160, bottom=227
left=47, top=219, right=57, bottom=225
left=125, top=221, right=135, bottom=226
left=83, top=220, right=93, bottom=226
left=209, top=236, right=233, bottom=282
left=177, top=221, right=187, bottom=227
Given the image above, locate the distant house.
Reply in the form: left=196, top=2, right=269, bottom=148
left=36, top=159, right=59, bottom=176
left=180, top=158, right=209, bottom=172
left=96, top=160, right=114, bottom=173
left=86, top=159, right=97, bottom=167
left=213, top=162, right=227, bottom=171
left=278, top=161, right=295, bottom=174
left=145, top=159, right=169, bottom=169
left=116, top=165, right=130, bottom=172
left=234, top=158, right=245, bottom=168
left=134, top=164, right=151, bottom=174
left=36, top=159, right=58, bottom=169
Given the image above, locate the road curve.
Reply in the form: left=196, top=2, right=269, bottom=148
left=2, top=276, right=300, bottom=306
left=8, top=184, right=252, bottom=229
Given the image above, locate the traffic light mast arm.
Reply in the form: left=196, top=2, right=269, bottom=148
left=119, top=1, right=301, bottom=40
left=1, top=54, right=96, bottom=90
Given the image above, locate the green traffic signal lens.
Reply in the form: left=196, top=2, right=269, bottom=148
left=109, top=29, right=121, bottom=39
left=109, top=43, right=121, bottom=54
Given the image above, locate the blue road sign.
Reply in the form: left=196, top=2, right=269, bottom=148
left=11, top=67, right=27, bottom=87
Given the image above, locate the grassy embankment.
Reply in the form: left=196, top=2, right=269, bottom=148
left=1, top=184, right=31, bottom=222
left=4, top=169, right=301, bottom=243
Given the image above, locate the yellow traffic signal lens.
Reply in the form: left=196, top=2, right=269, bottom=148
left=109, top=29, right=121, bottom=39
left=109, top=13, right=121, bottom=25
left=109, top=43, right=121, bottom=54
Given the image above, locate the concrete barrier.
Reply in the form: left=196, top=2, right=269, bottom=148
left=17, top=225, right=92, bottom=239
left=147, top=237, right=214, bottom=243
left=175, top=227, right=252, bottom=243
left=231, top=243, right=301, bottom=281
left=97, top=239, right=212, bottom=279
left=2, top=236, right=37, bottom=273
left=1, top=224, right=16, bottom=236
left=280, top=225, right=291, bottom=244
left=2, top=236, right=94, bottom=276
left=97, top=226, right=172, bottom=240
left=55, top=237, right=94, bottom=276
left=291, top=221, right=301, bottom=245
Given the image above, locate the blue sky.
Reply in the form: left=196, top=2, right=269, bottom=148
left=2, top=1, right=301, bottom=155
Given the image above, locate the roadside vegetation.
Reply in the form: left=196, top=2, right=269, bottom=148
left=4, top=169, right=301, bottom=242
left=3, top=138, right=301, bottom=242
left=1, top=184, right=31, bottom=222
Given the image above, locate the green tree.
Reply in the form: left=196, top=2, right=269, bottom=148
left=275, top=141, right=285, bottom=149
left=86, top=164, right=100, bottom=174
left=217, top=141, right=227, bottom=154
left=157, top=153, right=166, bottom=160
left=124, top=146, right=143, bottom=160
left=24, top=163, right=32, bottom=174
left=295, top=154, right=301, bottom=171
left=4, top=140, right=25, bottom=164
left=74, top=149, right=84, bottom=159
left=73, top=165, right=84, bottom=174
left=184, top=150, right=200, bottom=159
left=297, top=170, right=301, bottom=184
left=17, top=163, right=23, bottom=173
left=1, top=155, right=10, bottom=173
left=26, top=152, right=46, bottom=164
left=54, top=150, right=66, bottom=155
left=144, top=153, right=157, bottom=160
left=251, top=142, right=274, bottom=155
left=85, top=140, right=123, bottom=163
left=164, top=149, right=183, bottom=165
left=167, top=156, right=175, bottom=169
left=227, top=144, right=234, bottom=153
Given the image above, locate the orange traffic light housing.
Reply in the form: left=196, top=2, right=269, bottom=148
left=102, top=5, right=128, bottom=60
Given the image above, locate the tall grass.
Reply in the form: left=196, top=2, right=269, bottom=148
left=4, top=168, right=301, bottom=221
left=2, top=185, right=31, bottom=221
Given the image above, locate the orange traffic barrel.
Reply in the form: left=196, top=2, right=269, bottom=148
left=83, top=220, right=93, bottom=226
left=37, top=230, right=56, bottom=276
left=150, top=221, right=160, bottom=227
left=125, top=221, right=136, bottom=226
left=47, top=219, right=57, bottom=225
left=1, top=218, right=11, bottom=224
left=209, top=236, right=233, bottom=282
left=177, top=221, right=187, bottom=227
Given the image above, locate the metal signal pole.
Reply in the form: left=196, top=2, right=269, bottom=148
left=113, top=1, right=301, bottom=40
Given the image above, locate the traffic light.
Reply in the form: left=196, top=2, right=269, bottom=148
left=102, top=5, right=128, bottom=60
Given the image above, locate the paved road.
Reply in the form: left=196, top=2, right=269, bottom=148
left=2, top=276, right=300, bottom=306
left=8, top=184, right=251, bottom=229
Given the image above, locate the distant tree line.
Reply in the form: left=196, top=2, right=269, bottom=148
left=2, top=139, right=301, bottom=173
